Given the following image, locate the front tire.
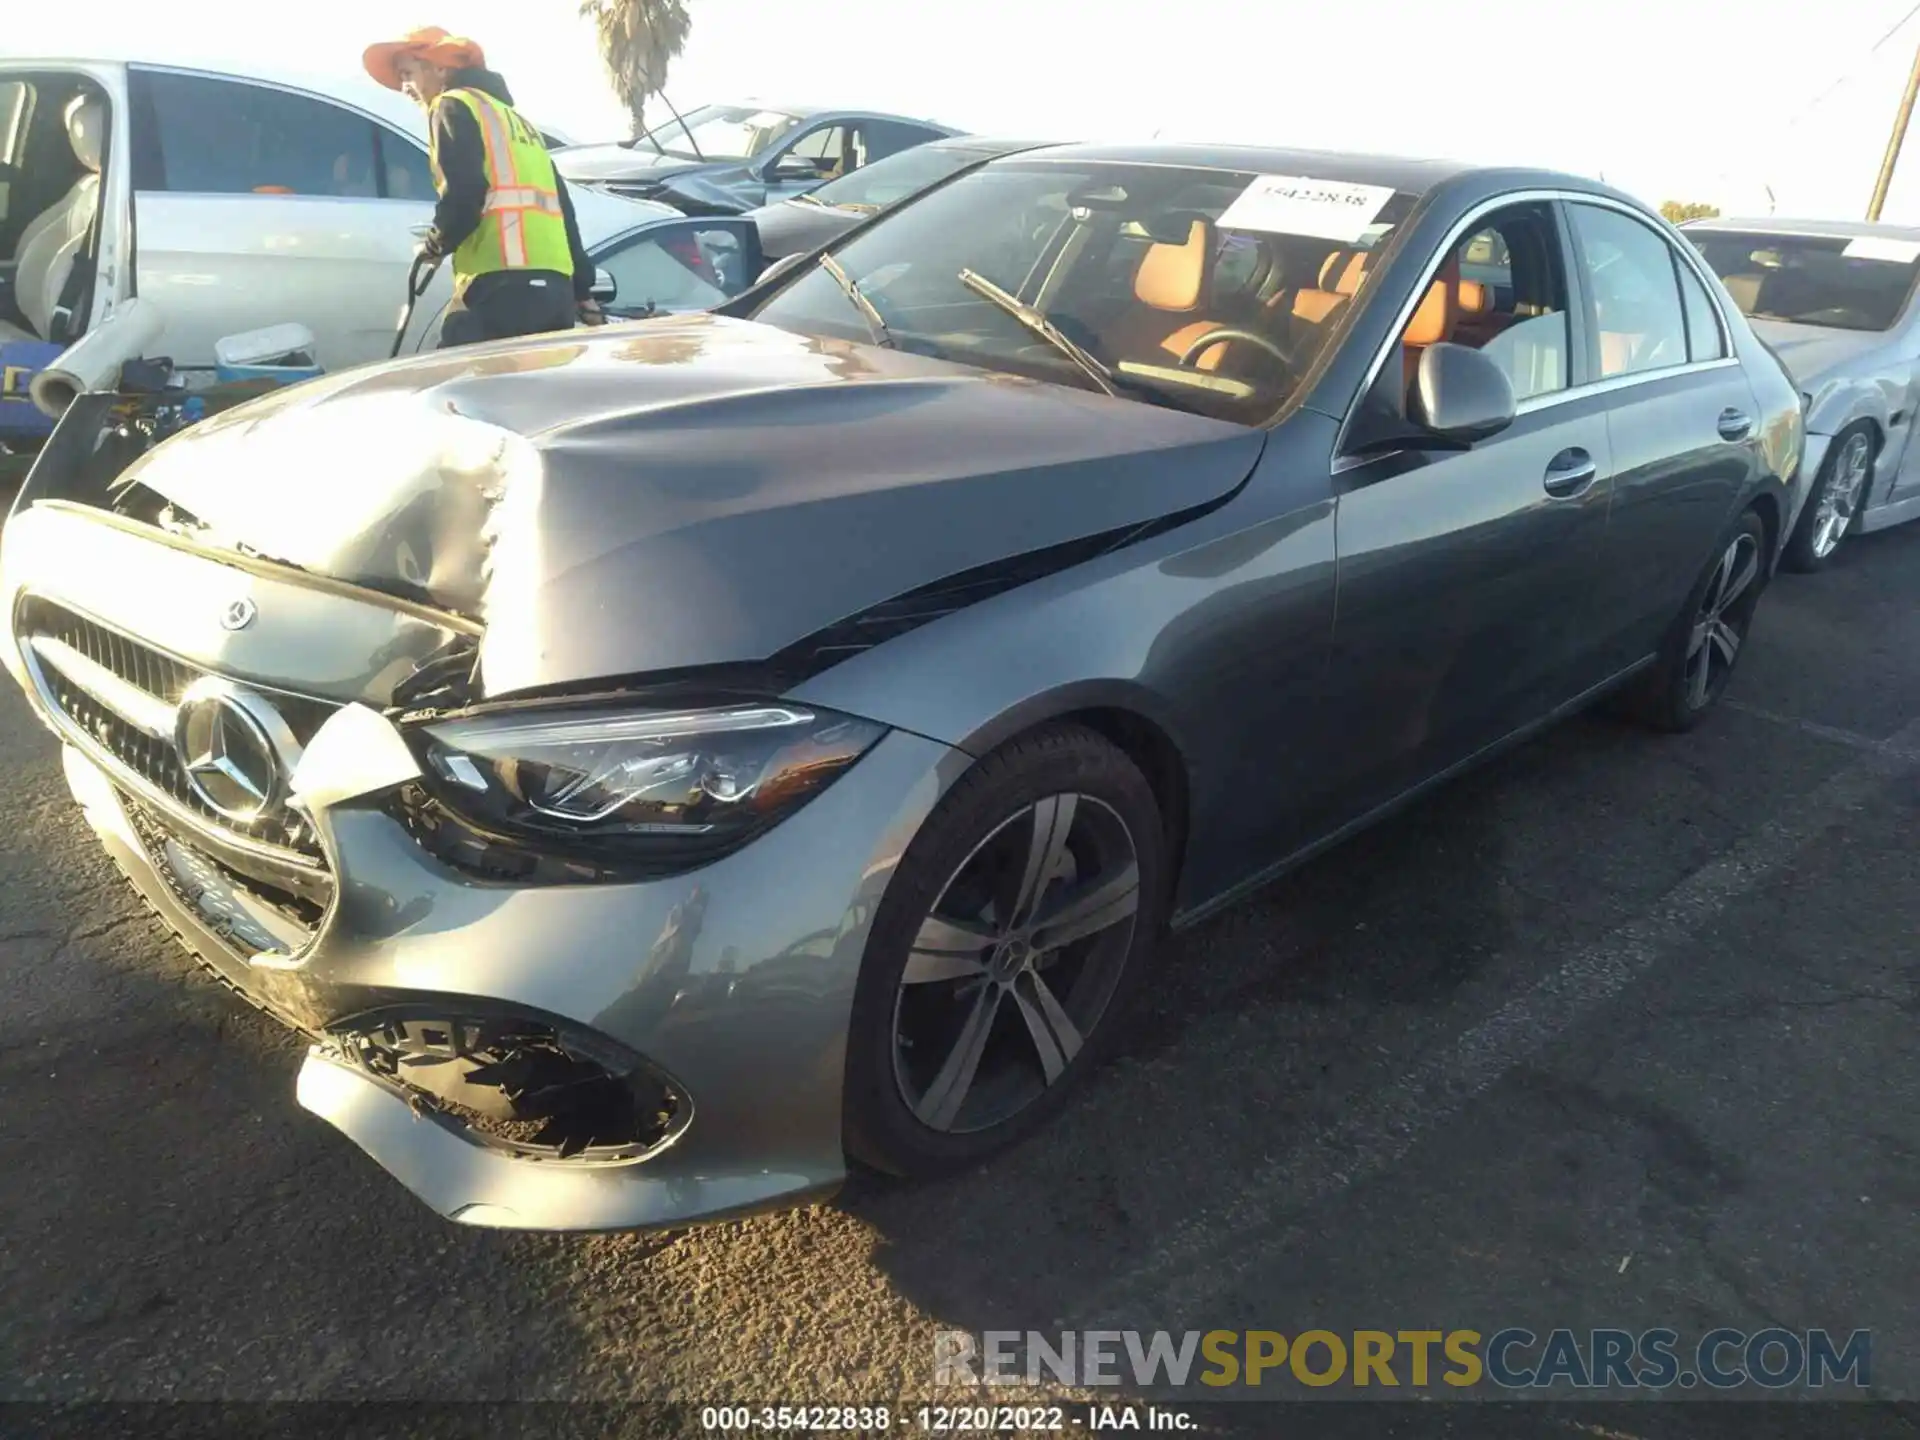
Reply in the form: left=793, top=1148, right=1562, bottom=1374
left=843, top=724, right=1167, bottom=1178
left=1617, top=507, right=1769, bottom=733
left=1784, top=425, right=1874, bottom=572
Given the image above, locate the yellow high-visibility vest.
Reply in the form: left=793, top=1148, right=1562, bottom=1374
left=429, top=88, right=573, bottom=290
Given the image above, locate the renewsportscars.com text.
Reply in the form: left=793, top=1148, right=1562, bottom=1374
left=934, top=1328, right=1871, bottom=1391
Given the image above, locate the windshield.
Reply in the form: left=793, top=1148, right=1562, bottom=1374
left=1690, top=230, right=1920, bottom=332
left=751, top=158, right=1419, bottom=422
left=632, top=104, right=803, bottom=161
left=804, top=144, right=998, bottom=213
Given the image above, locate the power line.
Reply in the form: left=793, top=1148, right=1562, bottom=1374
left=1695, top=0, right=1920, bottom=202
left=1783, top=0, right=1920, bottom=131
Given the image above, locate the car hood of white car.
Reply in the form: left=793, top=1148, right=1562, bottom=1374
left=566, top=184, right=684, bottom=245
left=1746, top=318, right=1887, bottom=385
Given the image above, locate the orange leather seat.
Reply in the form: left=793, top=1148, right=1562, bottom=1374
left=1400, top=255, right=1481, bottom=389
left=1109, top=219, right=1233, bottom=371
left=1283, top=247, right=1371, bottom=327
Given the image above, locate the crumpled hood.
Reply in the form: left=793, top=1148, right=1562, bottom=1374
left=555, top=143, right=706, bottom=184
left=115, top=314, right=1266, bottom=697
left=1746, top=318, right=1885, bottom=385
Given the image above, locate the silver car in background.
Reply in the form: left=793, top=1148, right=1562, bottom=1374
left=1688, top=218, right=1920, bottom=568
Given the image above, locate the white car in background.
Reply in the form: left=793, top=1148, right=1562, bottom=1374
left=0, top=56, right=668, bottom=377
left=1688, top=217, right=1920, bottom=568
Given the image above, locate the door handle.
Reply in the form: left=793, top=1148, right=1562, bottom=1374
left=1717, top=407, right=1753, bottom=441
left=1542, top=446, right=1598, bottom=497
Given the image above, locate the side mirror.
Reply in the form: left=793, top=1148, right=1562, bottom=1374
left=1407, top=342, right=1516, bottom=444
left=590, top=268, right=617, bottom=304
left=771, top=154, right=827, bottom=181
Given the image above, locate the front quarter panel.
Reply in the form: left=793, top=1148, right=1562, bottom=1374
left=792, top=415, right=1342, bottom=914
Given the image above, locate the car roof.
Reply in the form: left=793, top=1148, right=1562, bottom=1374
left=1684, top=216, right=1920, bottom=241
left=4, top=54, right=428, bottom=137
left=926, top=136, right=1056, bottom=154
left=695, top=99, right=957, bottom=129
left=993, top=141, right=1539, bottom=195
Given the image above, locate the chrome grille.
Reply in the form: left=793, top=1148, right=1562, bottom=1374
left=17, top=595, right=334, bottom=860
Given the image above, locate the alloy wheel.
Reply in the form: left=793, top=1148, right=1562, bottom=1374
left=891, top=793, right=1141, bottom=1135
left=1811, top=432, right=1871, bottom=560
left=1684, top=530, right=1762, bottom=710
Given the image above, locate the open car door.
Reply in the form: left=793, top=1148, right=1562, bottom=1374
left=0, top=61, right=135, bottom=441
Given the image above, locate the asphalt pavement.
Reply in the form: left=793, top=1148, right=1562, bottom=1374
left=1, top=515, right=1916, bottom=1430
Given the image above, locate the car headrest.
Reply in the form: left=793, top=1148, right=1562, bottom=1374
left=1404, top=255, right=1463, bottom=348
left=1720, top=273, right=1762, bottom=312
left=1134, top=218, right=1212, bottom=312
left=1318, top=249, right=1371, bottom=296
left=67, top=95, right=106, bottom=174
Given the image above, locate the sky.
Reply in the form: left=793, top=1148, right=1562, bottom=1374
left=12, top=0, right=1920, bottom=221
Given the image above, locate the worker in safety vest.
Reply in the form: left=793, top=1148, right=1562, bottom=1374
left=363, top=27, right=602, bottom=346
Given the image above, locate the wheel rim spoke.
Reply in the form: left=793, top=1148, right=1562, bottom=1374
left=903, top=914, right=996, bottom=984
left=1008, top=794, right=1077, bottom=928
left=1013, top=971, right=1083, bottom=1083
left=915, top=985, right=1002, bottom=1130
left=893, top=789, right=1140, bottom=1135
left=1029, top=860, right=1139, bottom=952
left=1710, top=618, right=1741, bottom=667
left=1718, top=542, right=1758, bottom=608
left=1687, top=646, right=1714, bottom=708
left=1704, top=550, right=1732, bottom=612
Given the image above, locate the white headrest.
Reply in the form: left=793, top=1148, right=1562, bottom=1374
left=67, top=96, right=105, bottom=174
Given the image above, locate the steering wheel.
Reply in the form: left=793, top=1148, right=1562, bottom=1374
left=1176, top=326, right=1291, bottom=369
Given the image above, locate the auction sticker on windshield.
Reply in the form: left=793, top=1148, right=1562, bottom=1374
left=1842, top=236, right=1920, bottom=263
left=1217, top=175, right=1396, bottom=243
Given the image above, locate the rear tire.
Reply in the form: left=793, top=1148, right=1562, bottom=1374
left=1615, top=507, right=1769, bottom=733
left=843, top=724, right=1166, bottom=1179
left=1783, top=425, right=1874, bottom=573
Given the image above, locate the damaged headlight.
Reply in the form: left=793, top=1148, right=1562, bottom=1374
left=411, top=702, right=886, bottom=867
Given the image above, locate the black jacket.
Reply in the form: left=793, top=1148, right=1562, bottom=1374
left=425, top=67, right=593, bottom=300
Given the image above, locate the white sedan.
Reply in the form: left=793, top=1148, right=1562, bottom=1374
left=0, top=56, right=669, bottom=378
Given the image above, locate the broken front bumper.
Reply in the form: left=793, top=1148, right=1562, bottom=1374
left=5, top=506, right=962, bottom=1232
left=48, top=711, right=957, bottom=1230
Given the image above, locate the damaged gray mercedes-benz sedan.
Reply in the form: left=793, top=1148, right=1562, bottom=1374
left=2, top=143, right=1802, bottom=1230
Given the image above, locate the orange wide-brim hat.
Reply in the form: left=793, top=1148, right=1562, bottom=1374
left=362, top=26, right=487, bottom=90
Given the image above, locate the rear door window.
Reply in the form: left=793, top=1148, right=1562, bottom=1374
left=374, top=128, right=436, bottom=202
left=862, top=120, right=950, bottom=163
left=1675, top=258, right=1726, bottom=361
left=131, top=69, right=382, bottom=198
left=1568, top=202, right=1689, bottom=378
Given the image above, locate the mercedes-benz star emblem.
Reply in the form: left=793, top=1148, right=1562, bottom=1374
left=173, top=679, right=291, bottom=822
left=219, top=598, right=258, bottom=632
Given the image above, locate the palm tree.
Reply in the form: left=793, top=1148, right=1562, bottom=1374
left=579, top=0, right=693, bottom=137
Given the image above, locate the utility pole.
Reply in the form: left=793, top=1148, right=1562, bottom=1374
left=1868, top=37, right=1920, bottom=220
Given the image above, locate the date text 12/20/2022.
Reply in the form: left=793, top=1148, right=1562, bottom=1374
left=699, top=1406, right=1198, bottom=1431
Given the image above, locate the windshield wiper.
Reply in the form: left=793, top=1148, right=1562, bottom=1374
left=957, top=268, right=1116, bottom=397
left=791, top=192, right=826, bottom=207
left=817, top=253, right=893, bottom=348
